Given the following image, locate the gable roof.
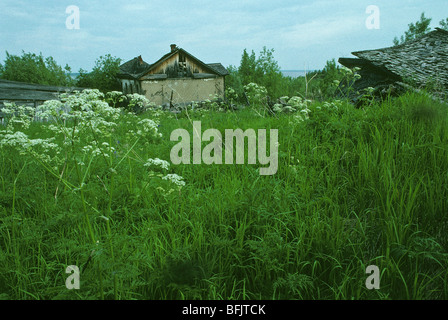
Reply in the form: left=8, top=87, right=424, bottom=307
left=348, top=28, right=448, bottom=88
left=118, top=47, right=229, bottom=79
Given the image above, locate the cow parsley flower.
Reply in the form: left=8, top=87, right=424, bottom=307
left=144, top=158, right=170, bottom=171
left=0, top=131, right=29, bottom=148
left=162, top=173, right=185, bottom=187
left=136, top=118, right=162, bottom=139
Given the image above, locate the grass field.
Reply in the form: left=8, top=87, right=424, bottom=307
left=0, top=89, right=447, bottom=300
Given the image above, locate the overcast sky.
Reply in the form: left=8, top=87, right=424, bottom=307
left=1, top=0, right=447, bottom=72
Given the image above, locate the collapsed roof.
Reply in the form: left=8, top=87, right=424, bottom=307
left=338, top=28, right=448, bottom=102
left=117, top=55, right=152, bottom=79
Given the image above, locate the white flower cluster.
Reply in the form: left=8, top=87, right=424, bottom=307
left=61, top=89, right=104, bottom=104
left=225, top=87, right=238, bottom=104
left=82, top=141, right=116, bottom=158
left=36, top=90, right=120, bottom=123
left=333, top=66, right=362, bottom=89
left=1, top=103, right=36, bottom=131
left=106, top=91, right=124, bottom=100
left=244, top=83, right=268, bottom=104
left=142, top=159, right=186, bottom=190
left=162, top=173, right=185, bottom=187
left=126, top=93, right=156, bottom=114
left=1, top=103, right=35, bottom=117
left=92, top=100, right=121, bottom=121
left=320, top=100, right=343, bottom=112
left=0, top=131, right=58, bottom=150
left=127, top=93, right=150, bottom=107
left=0, top=130, right=62, bottom=165
left=135, top=118, right=162, bottom=139
left=0, top=131, right=29, bottom=148
left=274, top=96, right=312, bottom=124
left=144, top=158, right=170, bottom=171
left=35, top=100, right=66, bottom=121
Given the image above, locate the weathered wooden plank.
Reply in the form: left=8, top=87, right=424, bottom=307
left=141, top=74, right=168, bottom=80
left=0, top=79, right=88, bottom=111
left=193, top=73, right=217, bottom=79
left=0, top=89, right=60, bottom=101
left=0, top=79, right=84, bottom=93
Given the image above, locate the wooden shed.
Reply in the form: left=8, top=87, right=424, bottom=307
left=338, top=28, right=448, bottom=102
left=117, top=44, right=229, bottom=106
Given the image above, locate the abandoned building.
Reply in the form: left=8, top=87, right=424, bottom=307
left=117, top=44, right=230, bottom=106
left=338, top=27, right=448, bottom=102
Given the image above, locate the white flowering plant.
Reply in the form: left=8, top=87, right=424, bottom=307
left=126, top=93, right=155, bottom=114
left=144, top=157, right=170, bottom=171
left=333, top=66, right=362, bottom=98
left=105, top=91, right=126, bottom=108
left=225, top=87, right=238, bottom=106
left=243, top=83, right=269, bottom=116
left=140, top=157, right=186, bottom=198
left=0, top=89, right=190, bottom=300
left=1, top=102, right=36, bottom=132
left=0, top=89, right=184, bottom=229
left=273, top=96, right=312, bottom=118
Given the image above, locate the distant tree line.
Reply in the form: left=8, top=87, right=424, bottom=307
left=0, top=51, right=122, bottom=93
left=0, top=51, right=74, bottom=87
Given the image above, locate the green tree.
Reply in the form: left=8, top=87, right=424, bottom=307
left=238, top=49, right=259, bottom=85
left=225, top=64, right=243, bottom=99
left=255, top=47, right=283, bottom=98
left=76, top=54, right=122, bottom=93
left=0, top=51, right=73, bottom=86
left=315, top=59, right=343, bottom=98
left=439, top=18, right=448, bottom=30
left=393, top=12, right=432, bottom=45
left=229, top=47, right=283, bottom=99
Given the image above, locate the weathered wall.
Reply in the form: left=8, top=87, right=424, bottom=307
left=141, top=77, right=225, bottom=105
left=120, top=79, right=141, bottom=94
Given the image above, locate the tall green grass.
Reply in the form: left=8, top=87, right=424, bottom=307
left=0, top=91, right=447, bottom=300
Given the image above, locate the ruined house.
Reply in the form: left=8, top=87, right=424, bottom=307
left=338, top=27, right=448, bottom=103
left=117, top=44, right=229, bottom=106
